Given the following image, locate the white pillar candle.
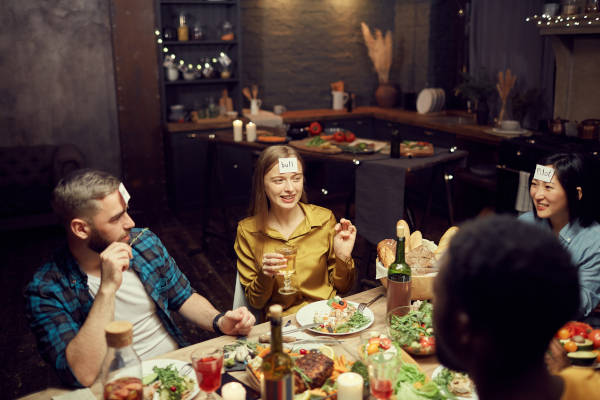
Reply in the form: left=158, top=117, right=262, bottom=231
left=246, top=121, right=257, bottom=142
left=233, top=119, right=243, bottom=142
left=221, top=382, right=246, bottom=400
left=336, top=372, right=364, bottom=400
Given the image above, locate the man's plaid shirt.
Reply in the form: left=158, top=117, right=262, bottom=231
left=24, top=228, right=194, bottom=386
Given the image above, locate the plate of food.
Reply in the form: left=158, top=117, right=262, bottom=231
left=142, top=359, right=198, bottom=400
left=246, top=341, right=367, bottom=397
left=295, top=297, right=374, bottom=335
left=336, top=141, right=378, bottom=154
left=432, top=366, right=478, bottom=399
left=400, top=140, right=434, bottom=157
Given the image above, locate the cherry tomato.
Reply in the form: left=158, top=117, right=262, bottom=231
left=419, top=336, right=435, bottom=348
left=588, top=329, right=600, bottom=348
left=299, top=348, right=307, bottom=355
left=557, top=328, right=571, bottom=340
left=367, top=342, right=380, bottom=355
left=333, top=131, right=345, bottom=142
left=379, top=338, right=392, bottom=350
left=170, top=386, right=177, bottom=392
left=344, top=131, right=356, bottom=142
left=308, top=121, right=322, bottom=136
left=564, top=340, right=578, bottom=353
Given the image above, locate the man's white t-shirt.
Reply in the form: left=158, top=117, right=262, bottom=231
left=87, top=269, right=178, bottom=359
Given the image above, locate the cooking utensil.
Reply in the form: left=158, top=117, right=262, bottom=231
left=358, top=293, right=384, bottom=313
left=242, top=87, right=253, bottom=102
left=251, top=84, right=258, bottom=99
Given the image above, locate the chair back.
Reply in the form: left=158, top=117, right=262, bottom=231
left=233, top=271, right=262, bottom=322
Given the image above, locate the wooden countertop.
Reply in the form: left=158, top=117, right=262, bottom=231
left=167, top=106, right=504, bottom=145
left=19, top=287, right=440, bottom=400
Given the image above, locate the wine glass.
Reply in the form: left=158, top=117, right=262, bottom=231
left=277, top=245, right=298, bottom=295
left=368, top=351, right=397, bottom=400
left=191, top=347, right=223, bottom=399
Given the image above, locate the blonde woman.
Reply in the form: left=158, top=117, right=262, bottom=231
left=234, top=145, right=357, bottom=316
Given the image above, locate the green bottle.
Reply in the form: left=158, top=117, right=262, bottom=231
left=261, top=304, right=293, bottom=400
left=386, top=225, right=412, bottom=313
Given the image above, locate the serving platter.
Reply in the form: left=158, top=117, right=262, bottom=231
left=432, top=366, right=479, bottom=400
left=142, top=359, right=200, bottom=400
left=295, top=300, right=374, bottom=335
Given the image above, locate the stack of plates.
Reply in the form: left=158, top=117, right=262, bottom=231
left=416, top=88, right=445, bottom=114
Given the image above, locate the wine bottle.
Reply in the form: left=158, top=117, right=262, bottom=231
left=386, top=225, right=411, bottom=313
left=390, top=129, right=400, bottom=158
left=261, top=304, right=294, bottom=400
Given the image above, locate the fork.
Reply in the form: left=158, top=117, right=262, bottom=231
left=178, top=362, right=194, bottom=376
left=357, top=293, right=385, bottom=313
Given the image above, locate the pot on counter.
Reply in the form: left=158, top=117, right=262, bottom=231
left=579, top=119, right=600, bottom=140
left=548, top=117, right=567, bottom=136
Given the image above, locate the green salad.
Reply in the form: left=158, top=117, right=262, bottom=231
left=143, top=364, right=195, bottom=400
left=388, top=301, right=435, bottom=354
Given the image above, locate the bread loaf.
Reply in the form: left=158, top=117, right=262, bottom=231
left=409, top=230, right=422, bottom=252
left=434, top=226, right=459, bottom=260
left=376, top=239, right=396, bottom=269
left=396, top=219, right=411, bottom=252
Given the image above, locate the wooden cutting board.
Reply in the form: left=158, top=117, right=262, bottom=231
left=289, top=137, right=343, bottom=154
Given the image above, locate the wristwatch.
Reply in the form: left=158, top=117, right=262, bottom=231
left=212, top=312, right=225, bottom=335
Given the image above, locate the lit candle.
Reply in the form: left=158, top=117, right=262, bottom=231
left=337, top=372, right=363, bottom=400
left=246, top=121, right=257, bottom=142
left=233, top=119, right=243, bottom=142
left=221, top=382, right=246, bottom=400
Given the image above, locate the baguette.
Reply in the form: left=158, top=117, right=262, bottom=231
left=396, top=219, right=411, bottom=252
left=434, top=226, right=459, bottom=259
left=409, top=230, right=422, bottom=252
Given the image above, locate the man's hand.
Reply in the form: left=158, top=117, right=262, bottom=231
left=99, top=242, right=132, bottom=294
left=218, top=307, right=256, bottom=336
left=333, top=218, right=357, bottom=262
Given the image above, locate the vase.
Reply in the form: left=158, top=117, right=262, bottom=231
left=375, top=83, right=398, bottom=108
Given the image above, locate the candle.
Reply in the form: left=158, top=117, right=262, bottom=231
left=337, top=372, right=363, bottom=400
left=221, top=382, right=246, bottom=400
left=246, top=121, right=257, bottom=142
left=233, top=119, right=243, bottom=142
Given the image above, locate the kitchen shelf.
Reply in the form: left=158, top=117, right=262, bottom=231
left=165, top=78, right=238, bottom=86
left=163, top=40, right=237, bottom=46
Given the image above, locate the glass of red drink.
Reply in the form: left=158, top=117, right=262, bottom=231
left=368, top=351, right=397, bottom=399
left=191, top=346, right=224, bottom=399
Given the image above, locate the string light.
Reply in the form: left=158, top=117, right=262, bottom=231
left=525, top=12, right=600, bottom=29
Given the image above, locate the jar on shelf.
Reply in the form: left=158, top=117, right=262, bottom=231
left=178, top=13, right=189, bottom=41
left=219, top=20, right=234, bottom=41
left=192, top=23, right=205, bottom=41
left=163, top=26, right=176, bottom=40
left=100, top=321, right=143, bottom=400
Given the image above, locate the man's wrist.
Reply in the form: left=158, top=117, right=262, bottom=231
left=212, top=312, right=225, bottom=335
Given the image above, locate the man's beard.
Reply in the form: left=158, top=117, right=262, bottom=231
left=88, top=228, right=112, bottom=253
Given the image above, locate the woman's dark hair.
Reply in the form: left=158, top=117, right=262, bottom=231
left=533, top=153, right=599, bottom=227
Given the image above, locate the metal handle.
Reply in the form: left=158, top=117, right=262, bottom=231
left=365, top=293, right=385, bottom=308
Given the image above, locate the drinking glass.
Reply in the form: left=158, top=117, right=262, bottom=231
left=277, top=245, right=298, bottom=295
left=368, top=351, right=397, bottom=400
left=191, top=347, right=224, bottom=399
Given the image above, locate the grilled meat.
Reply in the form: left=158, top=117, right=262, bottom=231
left=293, top=351, right=334, bottom=393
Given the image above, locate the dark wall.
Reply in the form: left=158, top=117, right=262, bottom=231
left=240, top=0, right=396, bottom=111
left=0, top=0, right=120, bottom=175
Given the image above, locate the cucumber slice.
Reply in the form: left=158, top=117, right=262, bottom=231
left=142, top=372, right=158, bottom=385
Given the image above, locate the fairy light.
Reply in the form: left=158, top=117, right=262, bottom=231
left=525, top=11, right=600, bottom=29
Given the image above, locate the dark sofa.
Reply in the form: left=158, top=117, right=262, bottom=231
left=0, top=144, right=85, bottom=230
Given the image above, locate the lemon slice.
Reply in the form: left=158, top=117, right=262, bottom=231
left=319, top=345, right=335, bottom=360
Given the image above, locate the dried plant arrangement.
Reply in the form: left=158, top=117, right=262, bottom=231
left=496, top=69, right=517, bottom=123
left=360, top=22, right=393, bottom=83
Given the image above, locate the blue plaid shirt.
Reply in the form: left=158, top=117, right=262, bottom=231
left=24, top=228, right=194, bottom=387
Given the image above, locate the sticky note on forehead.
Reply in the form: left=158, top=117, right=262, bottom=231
left=118, top=182, right=131, bottom=204
left=534, top=165, right=555, bottom=182
left=278, top=157, right=298, bottom=173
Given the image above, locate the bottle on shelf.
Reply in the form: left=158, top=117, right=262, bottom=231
left=261, top=304, right=293, bottom=400
left=390, top=129, right=400, bottom=158
left=178, top=13, right=189, bottom=42
left=386, top=225, right=411, bottom=314
left=100, top=321, right=143, bottom=400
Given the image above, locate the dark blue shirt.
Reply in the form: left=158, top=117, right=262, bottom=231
left=24, top=228, right=194, bottom=387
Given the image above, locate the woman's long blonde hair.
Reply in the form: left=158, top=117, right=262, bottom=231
left=249, top=145, right=308, bottom=230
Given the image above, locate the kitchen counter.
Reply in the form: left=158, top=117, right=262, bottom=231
left=167, top=106, right=504, bottom=145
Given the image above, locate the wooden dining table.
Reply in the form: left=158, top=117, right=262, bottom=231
left=19, top=286, right=440, bottom=400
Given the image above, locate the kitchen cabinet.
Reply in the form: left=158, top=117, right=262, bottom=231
left=167, top=131, right=209, bottom=209
left=156, top=1, right=242, bottom=124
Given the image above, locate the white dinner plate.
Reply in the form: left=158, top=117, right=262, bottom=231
left=143, top=359, right=200, bottom=400
left=295, top=300, right=375, bottom=335
left=416, top=89, right=434, bottom=114
left=432, top=365, right=479, bottom=400
left=491, top=127, right=529, bottom=135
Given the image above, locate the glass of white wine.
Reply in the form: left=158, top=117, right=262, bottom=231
left=277, top=245, right=297, bottom=295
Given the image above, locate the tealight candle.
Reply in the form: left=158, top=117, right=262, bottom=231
left=246, top=121, right=257, bottom=142
left=233, top=119, right=243, bottom=142
left=221, top=382, right=246, bottom=400
left=337, top=372, right=363, bottom=400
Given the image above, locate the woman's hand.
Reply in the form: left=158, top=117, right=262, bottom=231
left=261, top=252, right=287, bottom=277
left=333, top=218, right=357, bottom=262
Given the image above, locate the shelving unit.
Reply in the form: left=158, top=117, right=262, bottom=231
left=155, top=0, right=242, bottom=128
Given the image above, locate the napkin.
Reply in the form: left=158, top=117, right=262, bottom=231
left=52, top=388, right=96, bottom=400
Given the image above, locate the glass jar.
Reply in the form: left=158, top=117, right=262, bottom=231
left=177, top=13, right=189, bottom=41
left=219, top=20, right=234, bottom=41
left=192, top=24, right=205, bottom=41
left=100, top=321, right=143, bottom=400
